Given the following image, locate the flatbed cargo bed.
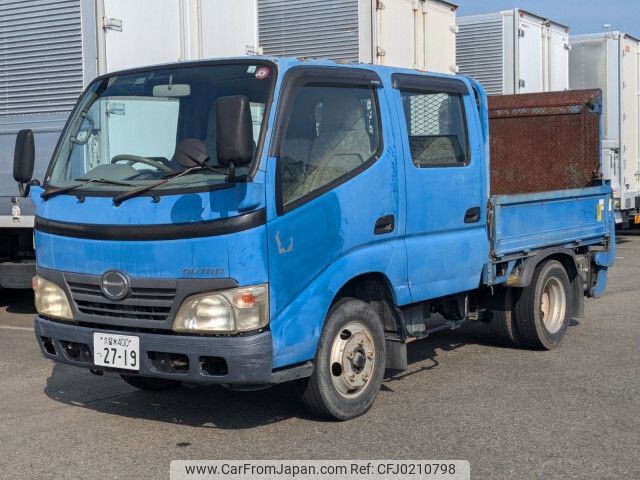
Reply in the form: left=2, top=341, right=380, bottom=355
left=483, top=89, right=613, bottom=284
left=491, top=185, right=612, bottom=260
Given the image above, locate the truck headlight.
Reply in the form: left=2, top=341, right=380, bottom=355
left=173, top=284, right=269, bottom=334
left=32, top=276, right=73, bottom=321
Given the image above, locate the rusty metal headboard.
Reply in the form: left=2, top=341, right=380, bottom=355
left=488, top=89, right=602, bottom=196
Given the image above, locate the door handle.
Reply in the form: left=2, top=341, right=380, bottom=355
left=464, top=206, right=481, bottom=224
left=374, top=214, right=395, bottom=235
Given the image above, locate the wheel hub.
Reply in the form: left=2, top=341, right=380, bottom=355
left=540, top=277, right=567, bottom=334
left=329, top=322, right=376, bottom=398
left=351, top=350, right=366, bottom=371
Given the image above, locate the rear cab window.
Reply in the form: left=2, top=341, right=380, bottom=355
left=393, top=74, right=470, bottom=168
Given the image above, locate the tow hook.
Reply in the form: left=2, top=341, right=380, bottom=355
left=90, top=369, right=104, bottom=376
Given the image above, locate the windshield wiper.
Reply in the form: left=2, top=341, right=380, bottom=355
left=41, top=177, right=137, bottom=200
left=112, top=166, right=219, bottom=206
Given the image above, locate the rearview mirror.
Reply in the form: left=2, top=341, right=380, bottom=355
left=152, top=84, right=191, bottom=97
left=13, top=129, right=36, bottom=197
left=216, top=95, right=254, bottom=173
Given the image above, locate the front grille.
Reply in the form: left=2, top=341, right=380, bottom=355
left=67, top=281, right=176, bottom=321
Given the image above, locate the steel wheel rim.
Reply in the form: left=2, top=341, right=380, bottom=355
left=329, top=321, right=376, bottom=399
left=540, top=277, right=566, bottom=334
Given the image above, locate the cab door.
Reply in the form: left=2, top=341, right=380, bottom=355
left=264, top=67, right=407, bottom=368
left=392, top=74, right=487, bottom=303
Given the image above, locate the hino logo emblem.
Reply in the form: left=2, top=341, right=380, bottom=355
left=100, top=270, right=130, bottom=300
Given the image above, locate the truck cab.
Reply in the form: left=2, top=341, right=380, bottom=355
left=14, top=58, right=614, bottom=420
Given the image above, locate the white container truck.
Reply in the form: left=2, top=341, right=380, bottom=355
left=570, top=32, right=640, bottom=226
left=456, top=9, right=570, bottom=95
left=258, top=0, right=459, bottom=74
left=0, top=0, right=458, bottom=288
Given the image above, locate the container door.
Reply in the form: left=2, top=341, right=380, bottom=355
left=423, top=0, right=457, bottom=74
left=394, top=74, right=487, bottom=302
left=199, top=0, right=259, bottom=57
left=620, top=36, right=640, bottom=210
left=517, top=15, right=544, bottom=93
left=376, top=0, right=417, bottom=68
left=547, top=24, right=569, bottom=92
left=101, top=0, right=183, bottom=73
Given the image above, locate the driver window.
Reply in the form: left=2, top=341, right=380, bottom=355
left=279, top=84, right=380, bottom=208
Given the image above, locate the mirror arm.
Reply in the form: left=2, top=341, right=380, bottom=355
left=18, top=179, right=41, bottom=198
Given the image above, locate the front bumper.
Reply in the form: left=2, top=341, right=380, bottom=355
left=34, top=316, right=273, bottom=385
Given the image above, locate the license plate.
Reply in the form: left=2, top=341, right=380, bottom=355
left=614, top=210, right=623, bottom=224
left=93, top=333, right=140, bottom=371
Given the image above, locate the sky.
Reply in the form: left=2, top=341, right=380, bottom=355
left=456, top=0, right=640, bottom=36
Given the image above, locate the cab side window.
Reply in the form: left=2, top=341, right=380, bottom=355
left=279, top=84, right=380, bottom=207
left=399, top=89, right=469, bottom=167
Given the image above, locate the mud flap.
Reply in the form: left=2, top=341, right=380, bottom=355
left=385, top=337, right=407, bottom=371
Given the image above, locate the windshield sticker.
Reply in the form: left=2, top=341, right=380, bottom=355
left=106, top=102, right=126, bottom=115
left=246, top=65, right=257, bottom=74
left=255, top=66, right=271, bottom=80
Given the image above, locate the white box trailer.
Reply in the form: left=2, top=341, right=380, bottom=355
left=456, top=9, right=570, bottom=95
left=570, top=32, right=640, bottom=225
left=258, top=0, right=458, bottom=74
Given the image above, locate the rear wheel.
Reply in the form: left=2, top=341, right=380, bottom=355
left=487, top=309, right=521, bottom=347
left=514, top=260, right=573, bottom=350
left=120, top=374, right=181, bottom=391
left=301, top=298, right=386, bottom=420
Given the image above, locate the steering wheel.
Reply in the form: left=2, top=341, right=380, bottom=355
left=111, top=154, right=173, bottom=173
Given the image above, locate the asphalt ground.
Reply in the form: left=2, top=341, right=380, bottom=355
left=0, top=232, right=638, bottom=480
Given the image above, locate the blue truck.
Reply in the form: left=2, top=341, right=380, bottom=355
left=12, top=58, right=614, bottom=420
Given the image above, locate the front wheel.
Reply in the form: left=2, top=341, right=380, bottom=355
left=301, top=298, right=386, bottom=420
left=514, top=260, right=573, bottom=350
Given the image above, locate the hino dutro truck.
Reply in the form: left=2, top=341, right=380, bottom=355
left=12, top=57, right=614, bottom=420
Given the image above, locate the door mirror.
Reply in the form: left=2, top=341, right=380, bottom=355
left=13, top=129, right=36, bottom=197
left=215, top=95, right=253, bottom=174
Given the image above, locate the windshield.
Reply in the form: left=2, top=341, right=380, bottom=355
left=46, top=62, right=275, bottom=193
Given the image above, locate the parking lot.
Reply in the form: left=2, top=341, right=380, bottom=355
left=0, top=232, right=638, bottom=480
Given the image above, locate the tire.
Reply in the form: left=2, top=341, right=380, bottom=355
left=514, top=260, right=573, bottom=350
left=120, top=374, right=181, bottom=391
left=487, top=309, right=521, bottom=347
left=301, top=298, right=386, bottom=420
